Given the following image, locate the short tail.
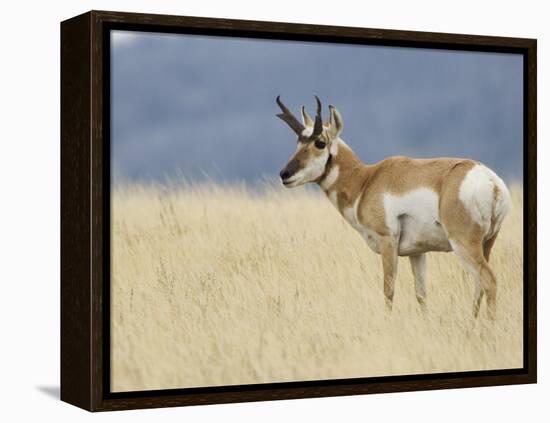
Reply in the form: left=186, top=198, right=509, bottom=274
left=487, top=168, right=511, bottom=239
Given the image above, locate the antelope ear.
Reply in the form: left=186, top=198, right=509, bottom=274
left=328, top=105, right=343, bottom=138
left=301, top=106, right=314, bottom=127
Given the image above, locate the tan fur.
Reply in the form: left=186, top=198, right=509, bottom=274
left=279, top=102, right=507, bottom=319
left=321, top=147, right=478, bottom=233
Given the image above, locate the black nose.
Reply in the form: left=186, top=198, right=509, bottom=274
left=280, top=160, right=299, bottom=180
left=280, top=169, right=291, bottom=180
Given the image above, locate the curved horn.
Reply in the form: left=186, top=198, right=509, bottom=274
left=301, top=106, right=314, bottom=127
left=312, top=95, right=323, bottom=137
left=276, top=96, right=305, bottom=135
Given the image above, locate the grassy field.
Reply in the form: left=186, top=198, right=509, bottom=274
left=111, top=181, right=523, bottom=392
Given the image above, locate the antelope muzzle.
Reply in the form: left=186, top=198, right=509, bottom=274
left=279, top=159, right=300, bottom=185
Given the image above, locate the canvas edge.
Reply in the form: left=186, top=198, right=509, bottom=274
left=60, top=11, right=94, bottom=411
left=59, top=9, right=537, bottom=412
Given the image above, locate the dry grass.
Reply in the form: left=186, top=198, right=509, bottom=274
left=111, top=181, right=523, bottom=392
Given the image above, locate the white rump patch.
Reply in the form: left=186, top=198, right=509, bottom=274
left=459, top=164, right=510, bottom=236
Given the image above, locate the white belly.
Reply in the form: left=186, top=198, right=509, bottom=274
left=397, top=214, right=451, bottom=255
left=383, top=188, right=452, bottom=256
left=335, top=188, right=452, bottom=256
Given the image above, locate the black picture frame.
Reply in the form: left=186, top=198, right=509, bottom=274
left=61, top=10, right=537, bottom=412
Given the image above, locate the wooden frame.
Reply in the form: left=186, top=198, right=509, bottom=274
left=61, top=10, right=537, bottom=412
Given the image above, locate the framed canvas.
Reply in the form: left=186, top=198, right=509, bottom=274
left=60, top=10, right=537, bottom=411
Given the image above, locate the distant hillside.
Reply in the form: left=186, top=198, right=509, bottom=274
left=111, top=31, right=524, bottom=184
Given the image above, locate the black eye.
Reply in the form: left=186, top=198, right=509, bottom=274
left=314, top=140, right=326, bottom=149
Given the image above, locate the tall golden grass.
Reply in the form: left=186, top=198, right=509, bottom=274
left=111, top=181, right=523, bottom=392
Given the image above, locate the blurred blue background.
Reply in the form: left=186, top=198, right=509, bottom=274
left=111, top=31, right=523, bottom=184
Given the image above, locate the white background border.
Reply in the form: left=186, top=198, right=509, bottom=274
left=0, top=1, right=545, bottom=421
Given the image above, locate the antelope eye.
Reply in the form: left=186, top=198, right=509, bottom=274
left=314, top=140, right=326, bottom=149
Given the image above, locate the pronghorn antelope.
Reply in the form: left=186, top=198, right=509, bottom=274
left=276, top=96, right=510, bottom=319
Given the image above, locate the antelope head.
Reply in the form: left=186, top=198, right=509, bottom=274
left=276, top=96, right=343, bottom=187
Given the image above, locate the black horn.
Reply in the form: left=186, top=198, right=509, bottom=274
left=276, top=96, right=305, bottom=135
left=312, top=95, right=323, bottom=138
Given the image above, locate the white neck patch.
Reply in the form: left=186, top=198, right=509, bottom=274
left=330, top=138, right=340, bottom=156
left=320, top=165, right=339, bottom=191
